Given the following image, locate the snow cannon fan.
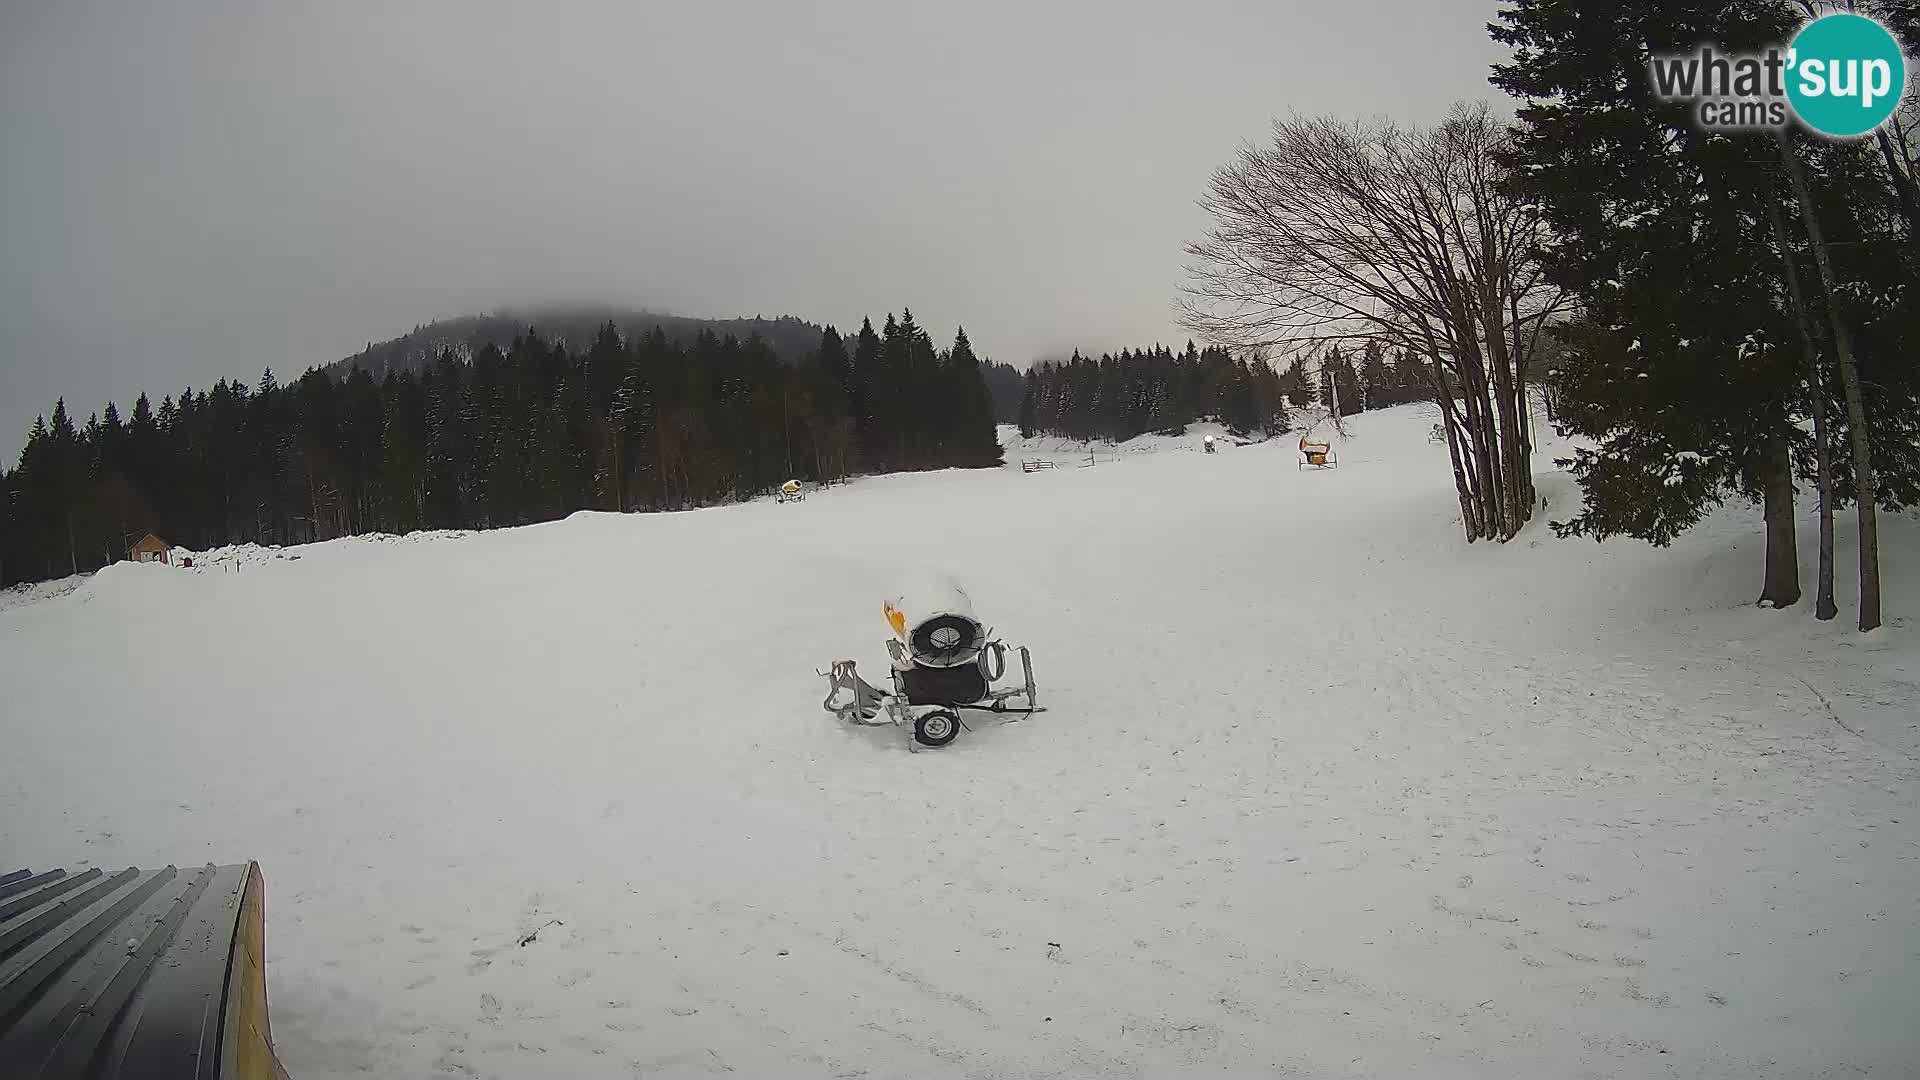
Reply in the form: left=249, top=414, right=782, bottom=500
left=881, top=573, right=980, bottom=665
left=886, top=601, right=987, bottom=669
left=823, top=580, right=1045, bottom=749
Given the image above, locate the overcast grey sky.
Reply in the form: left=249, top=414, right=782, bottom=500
left=0, top=0, right=1509, bottom=447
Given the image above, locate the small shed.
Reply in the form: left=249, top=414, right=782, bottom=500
left=128, top=533, right=173, bottom=565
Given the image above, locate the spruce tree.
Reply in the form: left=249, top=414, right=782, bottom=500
left=851, top=317, right=885, bottom=464
left=945, top=327, right=1002, bottom=466
left=815, top=326, right=852, bottom=417
left=1280, top=357, right=1314, bottom=409
left=1493, top=0, right=1813, bottom=606
left=1359, top=341, right=1391, bottom=411
left=1320, top=347, right=1362, bottom=419
left=1019, top=368, right=1041, bottom=438
left=613, top=352, right=657, bottom=511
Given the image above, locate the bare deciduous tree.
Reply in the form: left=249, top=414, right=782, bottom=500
left=1181, top=102, right=1569, bottom=541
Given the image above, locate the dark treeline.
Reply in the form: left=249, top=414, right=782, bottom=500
left=1017, top=339, right=1433, bottom=442
left=1018, top=343, right=1287, bottom=441
left=0, top=309, right=999, bottom=587
left=1300, top=340, right=1439, bottom=416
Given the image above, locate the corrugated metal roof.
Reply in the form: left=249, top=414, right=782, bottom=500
left=0, top=864, right=253, bottom=1079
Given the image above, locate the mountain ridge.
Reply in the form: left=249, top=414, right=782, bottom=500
left=321, top=306, right=829, bottom=381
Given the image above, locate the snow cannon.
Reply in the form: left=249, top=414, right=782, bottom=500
left=0, top=861, right=290, bottom=1079
left=883, top=575, right=987, bottom=669
left=776, top=478, right=804, bottom=503
left=1299, top=435, right=1337, bottom=470
left=822, top=574, right=1044, bottom=749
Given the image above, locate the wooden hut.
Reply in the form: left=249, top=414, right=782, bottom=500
left=128, top=533, right=173, bottom=565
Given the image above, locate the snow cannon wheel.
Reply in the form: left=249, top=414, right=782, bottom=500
left=913, top=710, right=962, bottom=747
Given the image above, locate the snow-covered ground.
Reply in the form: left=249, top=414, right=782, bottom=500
left=3, top=404, right=1915, bottom=1079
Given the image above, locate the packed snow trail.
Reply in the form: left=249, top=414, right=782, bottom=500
left=3, top=405, right=1915, bottom=1079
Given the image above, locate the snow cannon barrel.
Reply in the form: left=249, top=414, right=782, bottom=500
left=884, top=574, right=987, bottom=669
left=0, top=861, right=289, bottom=1079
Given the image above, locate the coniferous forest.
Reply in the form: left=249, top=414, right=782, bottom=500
left=0, top=310, right=999, bottom=587
left=1016, top=340, right=1434, bottom=442
left=1018, top=344, right=1287, bottom=441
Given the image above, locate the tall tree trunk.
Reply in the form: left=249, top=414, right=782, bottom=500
left=1459, top=343, right=1505, bottom=538
left=1808, top=339, right=1841, bottom=624
left=1448, top=284, right=1505, bottom=540
left=1782, top=138, right=1881, bottom=632
left=1507, top=307, right=1539, bottom=514
left=1762, top=185, right=1839, bottom=620
left=1426, top=344, right=1484, bottom=540
left=1460, top=367, right=1504, bottom=539
left=1443, top=412, right=1480, bottom=539
left=1483, top=316, right=1530, bottom=537
left=1758, top=432, right=1801, bottom=608
left=1476, top=254, right=1533, bottom=538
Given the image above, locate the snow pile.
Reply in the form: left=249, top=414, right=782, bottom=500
left=174, top=542, right=305, bottom=574
left=177, top=530, right=478, bottom=574
left=0, top=572, right=89, bottom=613
left=2, top=403, right=1915, bottom=1079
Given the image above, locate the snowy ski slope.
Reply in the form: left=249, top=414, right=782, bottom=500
left=3, top=404, right=1915, bottom=1079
